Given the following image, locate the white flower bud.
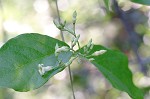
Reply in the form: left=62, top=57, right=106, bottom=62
left=90, top=44, right=94, bottom=50
left=38, top=64, right=53, bottom=76
left=38, top=64, right=45, bottom=76
left=55, top=46, right=69, bottom=55
left=72, top=11, right=77, bottom=24
left=87, top=39, right=92, bottom=48
left=53, top=19, right=62, bottom=29
left=55, top=43, right=59, bottom=51
left=44, top=66, right=52, bottom=71
left=92, top=50, right=107, bottom=56
left=88, top=58, right=95, bottom=61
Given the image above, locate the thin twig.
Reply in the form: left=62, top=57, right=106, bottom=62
left=73, top=23, right=80, bottom=49
left=55, top=0, right=76, bottom=99
left=55, top=0, right=65, bottom=41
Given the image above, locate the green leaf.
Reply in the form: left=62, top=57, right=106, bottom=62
left=78, top=45, right=144, bottom=99
left=0, top=33, right=72, bottom=92
left=131, top=0, right=150, bottom=5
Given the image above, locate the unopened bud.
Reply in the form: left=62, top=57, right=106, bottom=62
left=90, top=44, right=94, bottom=50
left=53, top=19, right=66, bottom=30
left=60, top=20, right=66, bottom=27
left=53, top=19, right=61, bottom=29
left=64, top=27, right=74, bottom=35
left=72, top=11, right=77, bottom=24
left=55, top=43, right=59, bottom=51
left=55, top=46, right=69, bottom=56
left=38, top=64, right=53, bottom=76
left=89, top=58, right=95, bottom=61
left=87, top=39, right=92, bottom=48
left=55, top=46, right=69, bottom=53
left=92, top=50, right=107, bottom=56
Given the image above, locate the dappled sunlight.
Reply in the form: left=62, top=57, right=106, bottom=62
left=33, top=0, right=49, bottom=13
left=43, top=23, right=59, bottom=38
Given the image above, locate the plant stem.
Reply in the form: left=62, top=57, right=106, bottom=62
left=55, top=0, right=76, bottom=99
left=73, top=23, right=80, bottom=49
left=55, top=0, right=65, bottom=41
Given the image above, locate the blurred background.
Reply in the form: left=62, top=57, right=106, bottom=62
left=0, top=0, right=150, bottom=99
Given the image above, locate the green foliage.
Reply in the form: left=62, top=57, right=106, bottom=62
left=0, top=33, right=144, bottom=98
left=78, top=45, right=144, bottom=99
left=0, top=9, right=144, bottom=99
left=0, top=33, right=72, bottom=91
left=131, top=0, right=150, bottom=5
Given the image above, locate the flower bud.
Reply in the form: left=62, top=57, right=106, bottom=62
left=53, top=19, right=61, bottom=29
left=92, top=50, right=107, bottom=56
left=88, top=58, right=95, bottom=61
left=55, top=43, right=59, bottom=51
left=55, top=46, right=69, bottom=56
left=38, top=64, right=52, bottom=76
left=84, top=46, right=87, bottom=53
left=72, top=11, right=77, bottom=24
left=87, top=39, right=92, bottom=48
left=90, top=44, right=94, bottom=50
left=53, top=19, right=66, bottom=30
left=38, top=64, right=45, bottom=75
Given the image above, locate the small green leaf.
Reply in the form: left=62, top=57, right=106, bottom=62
left=131, top=0, right=150, bottom=5
left=78, top=45, right=144, bottom=99
left=0, top=33, right=71, bottom=92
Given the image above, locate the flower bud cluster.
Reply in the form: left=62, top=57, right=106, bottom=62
left=71, top=34, right=80, bottom=48
left=84, top=39, right=94, bottom=54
